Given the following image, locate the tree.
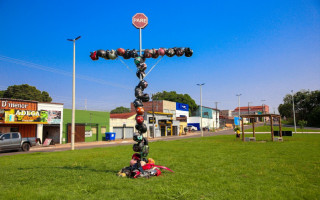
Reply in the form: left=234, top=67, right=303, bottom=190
left=152, top=91, right=198, bottom=113
left=1, top=84, right=52, bottom=102
left=110, top=106, right=130, bottom=114
left=278, top=90, right=320, bottom=127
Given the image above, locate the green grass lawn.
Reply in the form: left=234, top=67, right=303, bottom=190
left=245, top=125, right=320, bottom=132
left=1, top=134, right=319, bottom=200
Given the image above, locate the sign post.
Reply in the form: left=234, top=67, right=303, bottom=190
left=132, top=13, right=148, bottom=56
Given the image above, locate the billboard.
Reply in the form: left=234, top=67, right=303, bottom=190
left=176, top=102, right=189, bottom=111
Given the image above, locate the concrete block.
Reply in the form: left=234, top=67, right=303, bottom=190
left=244, top=137, right=256, bottom=142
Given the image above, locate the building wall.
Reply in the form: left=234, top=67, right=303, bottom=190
left=110, top=118, right=136, bottom=139
left=63, top=109, right=109, bottom=143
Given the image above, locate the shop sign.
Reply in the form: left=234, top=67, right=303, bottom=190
left=0, top=99, right=37, bottom=111
left=47, top=110, right=61, bottom=124
left=0, top=109, right=48, bottom=124
left=149, top=117, right=156, bottom=123
left=85, top=131, right=93, bottom=137
left=176, top=102, right=189, bottom=111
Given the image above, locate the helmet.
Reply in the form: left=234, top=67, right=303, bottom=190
left=185, top=47, right=193, bottom=57
left=134, top=57, right=144, bottom=65
left=175, top=48, right=184, bottom=57
left=133, top=99, right=143, bottom=107
left=135, top=123, right=147, bottom=133
left=132, top=153, right=141, bottom=161
left=140, top=94, right=150, bottom=102
left=123, top=49, right=131, bottom=59
left=136, top=106, right=144, bottom=115
left=130, top=49, right=139, bottom=58
left=133, top=134, right=143, bottom=142
left=152, top=49, right=159, bottom=58
left=117, top=48, right=125, bottom=56
left=144, top=49, right=152, bottom=58
left=135, top=87, right=143, bottom=98
left=158, top=48, right=166, bottom=56
left=141, top=145, right=149, bottom=157
left=108, top=50, right=117, bottom=60
left=166, top=48, right=175, bottom=57
left=137, top=63, right=147, bottom=71
left=96, top=50, right=106, bottom=58
left=90, top=51, right=98, bottom=60
left=138, top=80, right=148, bottom=89
left=136, top=115, right=144, bottom=124
left=136, top=70, right=146, bottom=79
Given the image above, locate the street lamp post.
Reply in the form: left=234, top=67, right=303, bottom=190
left=236, top=94, right=242, bottom=130
left=261, top=100, right=266, bottom=123
left=197, top=83, right=205, bottom=137
left=291, top=90, right=297, bottom=134
left=67, top=36, right=81, bottom=150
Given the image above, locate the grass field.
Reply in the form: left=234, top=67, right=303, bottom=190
left=0, top=134, right=319, bottom=200
left=245, top=125, right=320, bottom=132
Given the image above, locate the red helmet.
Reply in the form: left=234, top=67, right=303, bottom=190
left=117, top=48, right=125, bottom=56
left=136, top=115, right=144, bottom=124
left=158, top=48, right=165, bottom=56
left=132, top=153, right=141, bottom=161
left=90, top=51, right=98, bottom=60
left=136, top=107, right=144, bottom=115
left=144, top=49, right=152, bottom=58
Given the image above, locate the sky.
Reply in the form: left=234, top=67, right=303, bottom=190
left=0, top=0, right=319, bottom=113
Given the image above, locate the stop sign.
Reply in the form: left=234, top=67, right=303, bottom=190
left=132, top=13, right=148, bottom=29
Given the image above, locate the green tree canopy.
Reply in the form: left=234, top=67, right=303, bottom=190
left=0, top=84, right=52, bottom=102
left=152, top=91, right=198, bottom=113
left=110, top=106, right=131, bottom=114
left=278, top=90, right=320, bottom=127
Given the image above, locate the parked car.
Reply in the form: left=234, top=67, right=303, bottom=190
left=0, top=132, right=37, bottom=152
left=187, top=125, right=197, bottom=132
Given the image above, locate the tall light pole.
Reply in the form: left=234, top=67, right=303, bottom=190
left=214, top=102, right=219, bottom=129
left=67, top=36, right=81, bottom=150
left=261, top=100, right=266, bottom=123
left=291, top=90, right=297, bottom=134
left=197, top=83, right=205, bottom=137
left=236, top=94, right=242, bottom=130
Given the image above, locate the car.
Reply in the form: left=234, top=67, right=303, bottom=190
left=0, top=132, right=37, bottom=152
left=187, top=125, right=197, bottom=131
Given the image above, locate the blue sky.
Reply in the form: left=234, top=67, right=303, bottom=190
left=0, top=0, right=319, bottom=112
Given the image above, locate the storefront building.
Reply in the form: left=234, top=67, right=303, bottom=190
left=62, top=109, right=110, bottom=143
left=0, top=98, right=64, bottom=143
left=110, top=112, right=136, bottom=139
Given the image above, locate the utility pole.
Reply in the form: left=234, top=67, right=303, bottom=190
left=291, top=90, right=297, bottom=134
left=152, top=94, right=155, bottom=138
left=261, top=100, right=266, bottom=123
left=214, top=102, right=219, bottom=129
left=197, top=83, right=205, bottom=137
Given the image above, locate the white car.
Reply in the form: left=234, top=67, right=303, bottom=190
left=187, top=125, right=197, bottom=131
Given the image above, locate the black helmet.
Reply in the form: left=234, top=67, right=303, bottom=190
left=140, top=94, right=150, bottom=102
left=135, top=87, right=143, bottom=98
left=138, top=80, right=148, bottom=89
left=123, top=49, right=131, bottom=59
left=135, top=123, right=147, bottom=133
left=136, top=70, right=146, bottom=79
left=152, top=48, right=159, bottom=59
left=96, top=50, right=106, bottom=58
left=133, top=134, right=143, bottom=142
left=133, top=99, right=143, bottom=107
left=166, top=48, right=175, bottom=57
left=130, top=49, right=139, bottom=58
left=185, top=47, right=193, bottom=57
left=134, top=56, right=144, bottom=65
left=137, top=63, right=147, bottom=71
left=175, top=48, right=184, bottom=57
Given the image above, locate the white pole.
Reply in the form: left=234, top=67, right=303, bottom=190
left=236, top=94, right=242, bottom=131
left=291, top=90, right=297, bottom=134
left=139, top=28, right=142, bottom=56
left=71, top=40, right=76, bottom=150
left=200, top=85, right=203, bottom=137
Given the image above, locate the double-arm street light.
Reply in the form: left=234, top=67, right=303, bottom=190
left=67, top=36, right=81, bottom=150
left=197, top=83, right=205, bottom=137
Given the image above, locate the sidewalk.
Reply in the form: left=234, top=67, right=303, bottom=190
left=31, top=130, right=204, bottom=151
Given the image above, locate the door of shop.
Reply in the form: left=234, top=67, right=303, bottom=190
left=113, top=127, right=123, bottom=139
left=67, top=124, right=85, bottom=143
left=113, top=127, right=134, bottom=139
left=160, top=126, right=166, bottom=136
left=172, top=126, right=178, bottom=136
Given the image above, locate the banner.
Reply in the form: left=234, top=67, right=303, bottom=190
left=0, top=109, right=48, bottom=124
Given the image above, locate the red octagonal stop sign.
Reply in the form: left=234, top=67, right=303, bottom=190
left=132, top=13, right=148, bottom=29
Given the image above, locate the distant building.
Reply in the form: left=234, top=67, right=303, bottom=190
left=188, top=106, right=220, bottom=130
